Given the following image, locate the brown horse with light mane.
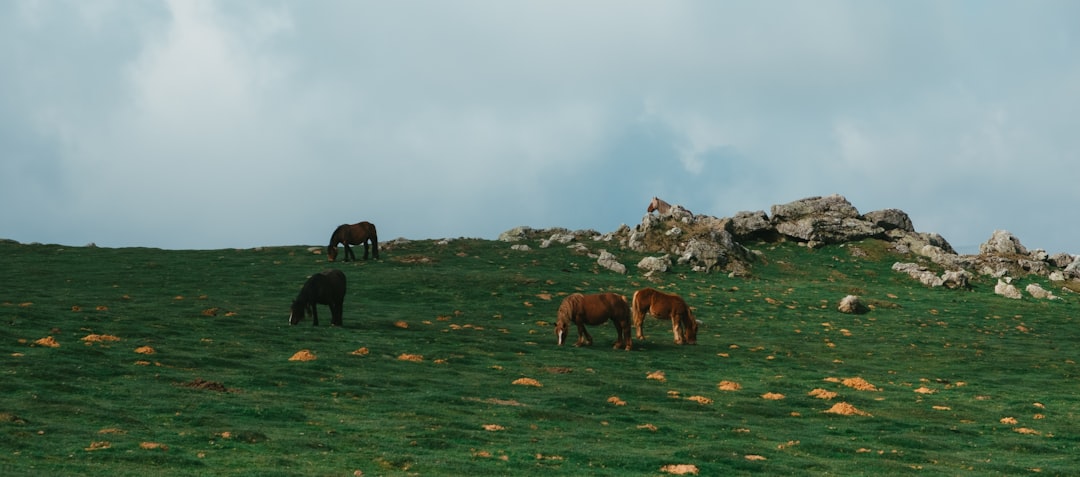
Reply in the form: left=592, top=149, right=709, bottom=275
left=327, top=221, right=379, bottom=262
left=555, top=293, right=632, bottom=350
left=647, top=196, right=672, bottom=215
left=631, top=288, right=698, bottom=344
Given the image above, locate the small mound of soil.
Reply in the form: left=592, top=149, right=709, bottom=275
left=397, top=353, right=423, bottom=362
left=33, top=336, right=59, bottom=348
left=761, top=392, right=785, bottom=400
left=134, top=346, right=155, bottom=354
left=686, top=395, right=713, bottom=405
left=607, top=396, right=627, bottom=406
left=718, top=380, right=741, bottom=391
left=647, top=370, right=666, bottom=382
left=289, top=350, right=317, bottom=361
left=824, top=402, right=871, bottom=416
left=840, top=377, right=880, bottom=391
left=512, top=377, right=542, bottom=387
left=808, top=388, right=838, bottom=400
left=82, top=334, right=120, bottom=343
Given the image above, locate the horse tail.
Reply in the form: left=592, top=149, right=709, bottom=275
left=631, top=289, right=646, bottom=332
left=368, top=222, right=379, bottom=259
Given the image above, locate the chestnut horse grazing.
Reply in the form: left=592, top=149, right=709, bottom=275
left=555, top=293, right=632, bottom=350
left=647, top=196, right=672, bottom=215
left=289, top=269, right=347, bottom=326
left=327, top=221, right=379, bottom=262
left=631, top=288, right=698, bottom=344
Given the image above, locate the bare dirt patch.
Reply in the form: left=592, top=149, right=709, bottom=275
left=177, top=378, right=232, bottom=393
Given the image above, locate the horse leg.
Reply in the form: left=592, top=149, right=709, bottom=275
left=362, top=241, right=369, bottom=260
left=310, top=304, right=319, bottom=326
left=613, top=319, right=631, bottom=351
left=670, top=315, right=684, bottom=344
left=330, top=302, right=343, bottom=326
left=575, top=323, right=593, bottom=347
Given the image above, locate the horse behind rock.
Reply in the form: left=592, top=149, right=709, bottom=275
left=290, top=269, right=347, bottom=326
left=631, top=287, right=698, bottom=344
left=328, top=221, right=379, bottom=262
left=647, top=196, right=672, bottom=215
left=555, top=293, right=632, bottom=350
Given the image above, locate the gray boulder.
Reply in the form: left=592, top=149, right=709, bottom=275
left=980, top=230, right=1028, bottom=256
left=864, top=209, right=915, bottom=232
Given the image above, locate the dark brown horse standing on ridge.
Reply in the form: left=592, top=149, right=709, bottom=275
left=290, top=269, right=347, bottom=326
left=555, top=293, right=632, bottom=350
left=327, top=221, right=379, bottom=262
left=631, top=287, right=698, bottom=345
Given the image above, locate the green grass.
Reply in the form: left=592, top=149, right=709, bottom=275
left=1, top=237, right=1077, bottom=476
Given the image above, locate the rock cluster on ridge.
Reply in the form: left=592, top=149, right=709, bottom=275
left=501, top=194, right=1078, bottom=291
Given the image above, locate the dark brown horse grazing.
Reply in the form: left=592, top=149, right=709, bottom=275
left=555, top=293, right=632, bottom=350
left=289, top=269, right=347, bottom=326
left=631, top=287, right=698, bottom=344
left=327, top=221, right=379, bottom=262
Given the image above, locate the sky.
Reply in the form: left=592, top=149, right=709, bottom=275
left=2, top=1, right=1078, bottom=254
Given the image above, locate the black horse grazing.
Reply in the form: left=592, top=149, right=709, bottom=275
left=327, top=221, right=379, bottom=262
left=289, top=269, right=347, bottom=326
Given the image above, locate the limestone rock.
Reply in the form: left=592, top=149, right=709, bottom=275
left=838, top=295, right=868, bottom=314
left=994, top=279, right=1022, bottom=299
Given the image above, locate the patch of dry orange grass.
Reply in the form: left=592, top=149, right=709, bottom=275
left=660, top=464, right=699, bottom=475
left=745, top=454, right=767, bottom=461
left=482, top=424, right=504, bottom=431
left=288, top=350, right=317, bottom=361
left=139, top=442, right=167, bottom=450
left=1014, top=427, right=1041, bottom=435
left=350, top=347, right=369, bottom=356
left=34, top=336, right=59, bottom=348
left=607, top=396, right=627, bottom=406
left=761, top=392, right=785, bottom=400
left=394, top=321, right=409, bottom=329
left=717, top=380, right=741, bottom=391
left=808, top=388, right=838, bottom=400
left=913, top=386, right=936, bottom=394
left=134, top=346, right=155, bottom=354
left=824, top=402, right=871, bottom=416
left=397, top=354, right=423, bottom=362
left=512, top=377, right=542, bottom=387
left=1000, top=417, right=1018, bottom=425
left=647, top=370, right=666, bottom=382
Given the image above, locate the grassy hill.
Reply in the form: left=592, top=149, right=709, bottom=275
left=1, top=236, right=1076, bottom=476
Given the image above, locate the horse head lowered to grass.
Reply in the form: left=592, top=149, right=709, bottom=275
left=289, top=269, right=347, bottom=326
left=631, top=287, right=698, bottom=344
left=327, top=221, right=379, bottom=262
left=555, top=292, right=632, bottom=350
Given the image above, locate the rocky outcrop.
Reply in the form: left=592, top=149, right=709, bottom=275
left=770, top=195, right=884, bottom=247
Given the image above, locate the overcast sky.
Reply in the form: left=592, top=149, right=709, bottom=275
left=2, top=1, right=1077, bottom=254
